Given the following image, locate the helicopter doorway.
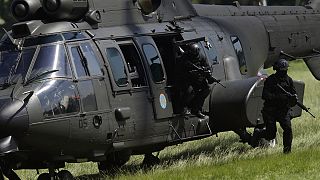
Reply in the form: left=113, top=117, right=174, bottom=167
left=134, top=36, right=174, bottom=120
left=152, top=35, right=183, bottom=114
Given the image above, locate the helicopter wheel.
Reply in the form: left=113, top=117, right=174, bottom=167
left=0, top=169, right=4, bottom=180
left=0, top=161, right=20, bottom=180
left=98, top=150, right=131, bottom=175
left=37, top=173, right=50, bottom=180
left=98, top=161, right=119, bottom=175
left=142, top=153, right=160, bottom=167
left=37, top=170, right=74, bottom=180
left=57, top=170, right=74, bottom=180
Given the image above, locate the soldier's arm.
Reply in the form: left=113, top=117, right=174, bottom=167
left=200, top=55, right=210, bottom=70
left=289, top=77, right=297, bottom=95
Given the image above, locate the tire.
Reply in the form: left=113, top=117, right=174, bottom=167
left=98, top=150, right=131, bottom=173
left=57, top=170, right=74, bottom=180
left=37, top=173, right=50, bottom=180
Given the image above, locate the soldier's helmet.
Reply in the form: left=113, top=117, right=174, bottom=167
left=273, top=59, right=289, bottom=71
left=187, top=43, right=200, bottom=56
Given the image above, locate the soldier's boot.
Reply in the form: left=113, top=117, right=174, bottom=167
left=283, top=146, right=291, bottom=154
left=268, top=139, right=276, bottom=148
left=182, top=107, right=191, bottom=116
left=194, top=111, right=207, bottom=119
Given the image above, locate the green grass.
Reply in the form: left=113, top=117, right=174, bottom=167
left=14, top=61, right=320, bottom=179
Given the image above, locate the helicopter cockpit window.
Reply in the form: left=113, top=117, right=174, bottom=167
left=77, top=80, right=98, bottom=112
left=105, top=48, right=128, bottom=86
left=142, top=44, right=165, bottom=83
left=30, top=44, right=71, bottom=80
left=80, top=43, right=103, bottom=76
left=119, top=43, right=147, bottom=88
left=37, top=80, right=80, bottom=118
left=0, top=48, right=35, bottom=85
left=63, top=32, right=87, bottom=41
left=71, top=46, right=89, bottom=78
left=24, top=34, right=63, bottom=47
left=201, top=38, right=218, bottom=65
left=231, top=36, right=247, bottom=75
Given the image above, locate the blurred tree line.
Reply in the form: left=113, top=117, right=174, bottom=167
left=0, top=0, right=15, bottom=30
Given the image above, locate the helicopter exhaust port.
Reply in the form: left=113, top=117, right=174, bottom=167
left=42, top=0, right=89, bottom=20
left=11, top=0, right=90, bottom=22
left=209, top=77, right=265, bottom=132
left=11, top=0, right=44, bottom=21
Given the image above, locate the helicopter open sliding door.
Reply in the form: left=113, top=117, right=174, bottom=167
left=134, top=36, right=174, bottom=120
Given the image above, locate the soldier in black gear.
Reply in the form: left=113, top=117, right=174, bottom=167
left=262, top=59, right=298, bottom=154
left=177, top=43, right=215, bottom=118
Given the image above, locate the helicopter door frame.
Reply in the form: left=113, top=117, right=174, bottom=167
left=134, top=36, right=174, bottom=120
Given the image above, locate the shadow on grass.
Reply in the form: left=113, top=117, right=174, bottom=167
left=75, top=134, right=253, bottom=179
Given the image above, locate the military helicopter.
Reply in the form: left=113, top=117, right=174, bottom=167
left=0, top=0, right=320, bottom=179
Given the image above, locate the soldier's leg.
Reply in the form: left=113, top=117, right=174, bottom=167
left=279, top=113, right=293, bottom=153
left=190, top=84, right=210, bottom=112
left=263, top=112, right=277, bottom=141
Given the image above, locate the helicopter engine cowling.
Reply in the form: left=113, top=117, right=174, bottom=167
left=11, top=0, right=44, bottom=22
left=42, top=0, right=89, bottom=21
left=137, top=0, right=162, bottom=15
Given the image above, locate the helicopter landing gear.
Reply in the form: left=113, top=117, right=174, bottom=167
left=37, top=173, right=50, bottom=180
left=98, top=150, right=131, bottom=175
left=142, top=153, right=160, bottom=167
left=0, top=167, right=4, bottom=180
left=98, top=161, right=119, bottom=175
left=0, top=161, right=20, bottom=180
left=57, top=170, right=74, bottom=180
left=37, top=169, right=74, bottom=180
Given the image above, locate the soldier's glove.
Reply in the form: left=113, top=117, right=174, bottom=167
left=288, top=94, right=298, bottom=107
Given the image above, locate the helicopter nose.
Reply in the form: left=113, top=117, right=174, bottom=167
left=0, top=98, right=29, bottom=138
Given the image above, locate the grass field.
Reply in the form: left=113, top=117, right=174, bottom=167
left=15, top=61, right=320, bottom=180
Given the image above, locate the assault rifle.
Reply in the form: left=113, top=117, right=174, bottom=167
left=277, top=84, right=315, bottom=118
left=188, top=62, right=226, bottom=88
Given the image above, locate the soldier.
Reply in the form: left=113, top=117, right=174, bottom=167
left=177, top=43, right=215, bottom=118
left=262, top=59, right=298, bottom=153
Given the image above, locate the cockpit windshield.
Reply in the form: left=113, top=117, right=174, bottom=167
left=0, top=33, right=73, bottom=87
left=0, top=48, right=35, bottom=86
left=29, top=44, right=71, bottom=80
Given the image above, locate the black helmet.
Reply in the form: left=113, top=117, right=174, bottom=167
left=187, top=43, right=200, bottom=56
left=273, top=59, right=289, bottom=71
